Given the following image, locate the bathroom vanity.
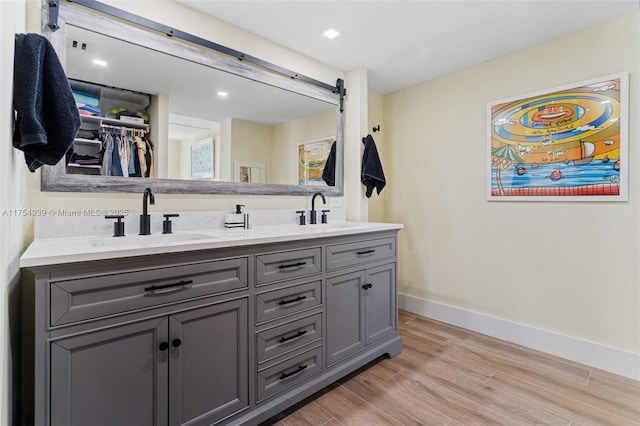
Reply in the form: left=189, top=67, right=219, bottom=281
left=21, top=222, right=402, bottom=426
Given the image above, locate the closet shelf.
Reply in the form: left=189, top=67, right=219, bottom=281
left=74, top=138, right=101, bottom=146
left=67, top=164, right=101, bottom=169
left=80, top=115, right=149, bottom=130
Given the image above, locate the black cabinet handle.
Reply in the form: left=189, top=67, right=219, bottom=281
left=144, top=280, right=193, bottom=294
left=357, top=249, right=375, bottom=255
left=279, top=330, right=307, bottom=343
left=361, top=283, right=373, bottom=290
left=278, top=295, right=307, bottom=306
left=172, top=338, right=182, bottom=348
left=159, top=341, right=169, bottom=351
left=279, top=365, right=307, bottom=380
left=278, top=261, right=307, bottom=269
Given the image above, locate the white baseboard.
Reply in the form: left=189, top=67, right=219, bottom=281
left=399, top=293, right=640, bottom=381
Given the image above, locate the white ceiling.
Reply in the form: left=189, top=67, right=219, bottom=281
left=175, top=0, right=639, bottom=95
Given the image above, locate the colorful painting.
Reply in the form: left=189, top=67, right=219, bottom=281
left=487, top=73, right=628, bottom=201
left=298, top=137, right=334, bottom=186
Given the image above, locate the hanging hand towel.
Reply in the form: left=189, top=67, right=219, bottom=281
left=361, top=134, right=386, bottom=198
left=321, top=140, right=337, bottom=186
left=13, top=34, right=81, bottom=172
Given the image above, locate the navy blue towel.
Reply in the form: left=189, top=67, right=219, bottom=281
left=321, top=141, right=337, bottom=186
left=361, top=134, right=386, bottom=198
left=13, top=33, right=81, bottom=172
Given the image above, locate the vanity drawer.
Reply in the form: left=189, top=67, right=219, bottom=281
left=326, top=237, right=396, bottom=271
left=255, top=279, right=322, bottom=324
left=256, top=313, right=322, bottom=364
left=50, top=257, right=248, bottom=327
left=256, top=346, right=323, bottom=402
left=255, top=248, right=322, bottom=286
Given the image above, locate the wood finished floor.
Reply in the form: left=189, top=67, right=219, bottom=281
left=261, top=310, right=640, bottom=426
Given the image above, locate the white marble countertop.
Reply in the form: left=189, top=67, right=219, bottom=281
left=20, top=222, right=403, bottom=268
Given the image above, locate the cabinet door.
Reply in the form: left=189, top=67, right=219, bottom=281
left=364, top=263, right=397, bottom=345
left=326, top=270, right=366, bottom=365
left=168, top=298, right=249, bottom=426
left=50, top=317, right=169, bottom=426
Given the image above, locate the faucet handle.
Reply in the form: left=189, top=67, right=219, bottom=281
left=295, top=210, right=306, bottom=225
left=162, top=213, right=179, bottom=234
left=105, top=215, right=125, bottom=237
left=321, top=209, right=330, bottom=224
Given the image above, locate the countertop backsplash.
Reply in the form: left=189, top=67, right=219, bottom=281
left=34, top=207, right=346, bottom=240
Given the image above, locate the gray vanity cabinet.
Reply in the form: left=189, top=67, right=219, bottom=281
left=326, top=238, right=397, bottom=366
left=254, top=248, right=325, bottom=403
left=25, top=228, right=402, bottom=426
left=168, top=299, right=249, bottom=426
left=49, top=299, right=248, bottom=426
left=30, top=254, right=250, bottom=426
left=50, top=317, right=169, bottom=426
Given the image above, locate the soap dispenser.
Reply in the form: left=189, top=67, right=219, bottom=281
left=225, top=204, right=247, bottom=228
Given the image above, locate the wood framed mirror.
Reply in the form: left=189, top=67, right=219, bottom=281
left=40, top=0, right=344, bottom=195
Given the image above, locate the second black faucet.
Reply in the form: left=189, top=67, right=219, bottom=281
left=309, top=192, right=326, bottom=224
left=140, top=187, right=155, bottom=235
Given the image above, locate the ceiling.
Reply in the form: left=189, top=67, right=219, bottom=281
left=175, top=0, right=639, bottom=95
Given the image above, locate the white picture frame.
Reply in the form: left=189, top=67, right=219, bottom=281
left=233, top=160, right=265, bottom=183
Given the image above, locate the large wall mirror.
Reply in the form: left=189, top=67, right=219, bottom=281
left=41, top=1, right=344, bottom=195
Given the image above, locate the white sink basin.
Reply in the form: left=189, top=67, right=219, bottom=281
left=90, top=232, right=217, bottom=248
left=320, top=222, right=368, bottom=229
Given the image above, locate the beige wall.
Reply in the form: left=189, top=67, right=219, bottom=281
left=384, top=14, right=640, bottom=352
left=230, top=119, right=273, bottom=181
left=272, top=109, right=337, bottom=186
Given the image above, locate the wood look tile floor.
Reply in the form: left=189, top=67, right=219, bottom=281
left=261, top=310, right=640, bottom=426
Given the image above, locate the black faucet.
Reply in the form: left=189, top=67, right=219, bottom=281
left=139, top=187, right=155, bottom=235
left=309, top=192, right=326, bottom=224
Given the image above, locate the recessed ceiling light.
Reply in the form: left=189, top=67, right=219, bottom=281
left=92, top=59, right=107, bottom=67
left=322, top=28, right=340, bottom=39
left=217, top=91, right=229, bottom=97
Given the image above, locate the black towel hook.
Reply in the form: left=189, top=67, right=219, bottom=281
left=47, top=0, right=60, bottom=31
left=372, top=125, right=380, bottom=133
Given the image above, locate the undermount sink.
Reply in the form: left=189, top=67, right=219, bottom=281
left=322, top=222, right=368, bottom=229
left=90, top=232, right=217, bottom=248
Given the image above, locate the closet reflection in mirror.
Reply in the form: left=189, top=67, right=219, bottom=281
left=65, top=24, right=336, bottom=184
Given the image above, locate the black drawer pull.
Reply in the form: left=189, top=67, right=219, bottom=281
left=356, top=249, right=375, bottom=255
left=362, top=283, right=373, bottom=290
left=279, top=365, right=307, bottom=380
left=278, top=295, right=307, bottom=306
left=279, top=330, right=307, bottom=343
left=278, top=261, right=307, bottom=269
left=144, top=280, right=193, bottom=293
left=159, top=342, right=169, bottom=351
